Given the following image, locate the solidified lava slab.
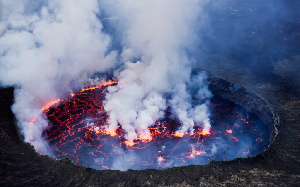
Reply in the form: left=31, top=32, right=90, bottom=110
left=40, top=79, right=272, bottom=170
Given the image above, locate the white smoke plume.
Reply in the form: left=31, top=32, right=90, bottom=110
left=0, top=0, right=116, bottom=153
left=103, top=0, right=211, bottom=143
left=0, top=0, right=212, bottom=154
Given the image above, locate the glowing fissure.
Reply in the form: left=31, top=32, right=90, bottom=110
left=32, top=82, right=270, bottom=170
left=37, top=81, right=211, bottom=145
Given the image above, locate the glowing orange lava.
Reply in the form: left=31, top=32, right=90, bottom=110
left=33, top=80, right=269, bottom=170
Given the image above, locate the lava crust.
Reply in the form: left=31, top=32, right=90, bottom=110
left=39, top=80, right=271, bottom=170
left=2, top=73, right=299, bottom=186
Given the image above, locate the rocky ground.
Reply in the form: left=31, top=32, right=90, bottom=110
left=1, top=60, right=300, bottom=186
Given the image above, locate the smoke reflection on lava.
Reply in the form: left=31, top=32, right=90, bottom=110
left=37, top=81, right=270, bottom=170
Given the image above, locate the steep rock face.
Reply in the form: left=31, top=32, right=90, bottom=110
left=0, top=72, right=299, bottom=186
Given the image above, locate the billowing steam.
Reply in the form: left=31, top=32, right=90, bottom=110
left=0, top=0, right=211, bottom=156
left=0, top=0, right=117, bottom=153
left=102, top=0, right=211, bottom=144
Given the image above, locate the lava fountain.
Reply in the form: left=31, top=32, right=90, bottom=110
left=31, top=79, right=272, bottom=170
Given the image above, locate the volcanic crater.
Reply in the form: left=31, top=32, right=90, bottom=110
left=38, top=75, right=276, bottom=170
left=1, top=73, right=295, bottom=187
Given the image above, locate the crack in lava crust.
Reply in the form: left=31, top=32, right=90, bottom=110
left=37, top=81, right=270, bottom=170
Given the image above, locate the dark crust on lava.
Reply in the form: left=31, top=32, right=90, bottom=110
left=207, top=74, right=279, bottom=145
left=0, top=74, right=299, bottom=186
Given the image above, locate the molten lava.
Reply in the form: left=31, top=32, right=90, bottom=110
left=34, top=81, right=270, bottom=170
